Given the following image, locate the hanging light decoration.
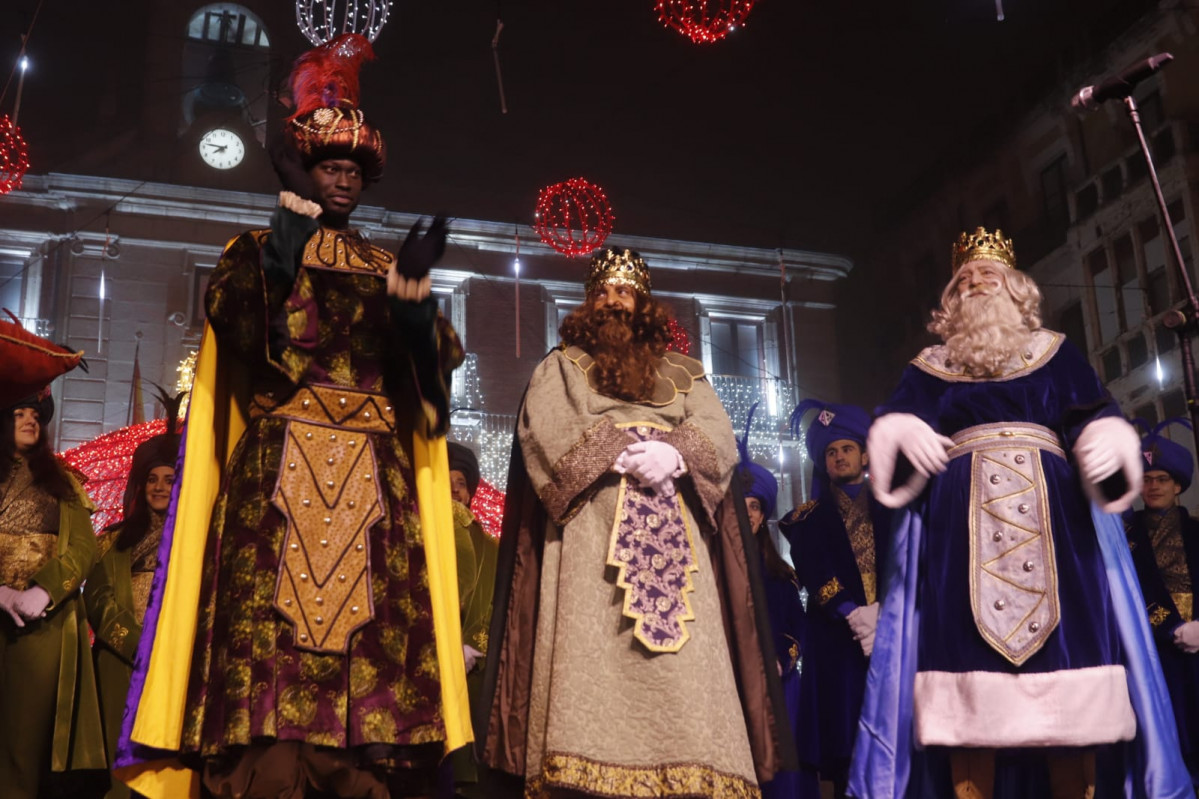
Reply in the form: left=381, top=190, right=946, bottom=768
left=60, top=419, right=168, bottom=532
left=666, top=318, right=692, bottom=355
left=470, top=478, right=506, bottom=539
left=0, top=115, right=30, bottom=196
left=533, top=177, right=615, bottom=258
left=655, top=0, right=756, bottom=45
left=296, top=0, right=392, bottom=45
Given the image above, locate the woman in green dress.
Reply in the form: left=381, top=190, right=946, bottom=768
left=85, top=410, right=180, bottom=799
left=0, top=390, right=106, bottom=798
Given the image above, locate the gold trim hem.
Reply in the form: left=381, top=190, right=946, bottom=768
left=528, top=752, right=760, bottom=799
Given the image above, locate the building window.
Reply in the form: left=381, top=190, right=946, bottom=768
left=1132, top=402, right=1159, bottom=428
left=1163, top=388, right=1187, bottom=421
left=1101, top=166, right=1123, bottom=204
left=1057, top=300, right=1087, bottom=353
left=708, top=318, right=763, bottom=378
left=0, top=260, right=23, bottom=319
left=1088, top=247, right=1120, bottom=344
left=1075, top=183, right=1099, bottom=221
left=1100, top=346, right=1122, bottom=382
left=1114, top=234, right=1143, bottom=331
left=1041, top=156, right=1069, bottom=231
left=1140, top=217, right=1172, bottom=315
left=187, top=4, right=270, bottom=48
left=1126, top=331, right=1149, bottom=371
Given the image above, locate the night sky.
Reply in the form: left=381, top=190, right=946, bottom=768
left=1, top=0, right=1141, bottom=260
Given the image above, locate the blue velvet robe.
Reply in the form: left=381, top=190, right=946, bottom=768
left=759, top=546, right=821, bottom=799
left=850, top=332, right=1192, bottom=799
left=1125, top=506, right=1199, bottom=779
left=779, top=487, right=891, bottom=776
left=878, top=335, right=1125, bottom=681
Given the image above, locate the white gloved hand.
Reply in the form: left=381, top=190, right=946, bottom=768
left=847, top=602, right=880, bottom=640
left=618, top=441, right=685, bottom=495
left=1174, top=620, right=1199, bottom=654
left=13, top=585, right=51, bottom=621
left=868, top=413, right=954, bottom=509
left=463, top=644, right=485, bottom=673
left=1073, top=416, right=1143, bottom=514
left=859, top=629, right=875, bottom=657
left=0, top=586, right=25, bottom=627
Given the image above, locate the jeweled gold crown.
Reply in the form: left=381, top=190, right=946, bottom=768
left=585, top=247, right=652, bottom=296
left=951, top=227, right=1017, bottom=271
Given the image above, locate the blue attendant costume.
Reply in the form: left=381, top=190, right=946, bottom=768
left=1124, top=421, right=1199, bottom=788
left=778, top=401, right=890, bottom=798
left=850, top=228, right=1191, bottom=799
left=737, top=405, right=819, bottom=799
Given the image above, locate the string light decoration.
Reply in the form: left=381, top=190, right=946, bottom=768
left=60, top=419, right=168, bottom=532
left=296, top=0, right=392, bottom=45
left=176, top=349, right=198, bottom=417
left=666, top=318, right=692, bottom=355
left=0, top=115, right=30, bottom=195
left=470, top=478, right=506, bottom=539
left=533, top=177, right=615, bottom=258
left=655, top=0, right=755, bottom=44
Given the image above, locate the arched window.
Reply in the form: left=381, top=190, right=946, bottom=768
left=187, top=4, right=270, bottom=48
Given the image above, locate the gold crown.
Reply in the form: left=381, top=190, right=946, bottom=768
left=951, top=227, right=1017, bottom=271
left=585, top=248, right=652, bottom=296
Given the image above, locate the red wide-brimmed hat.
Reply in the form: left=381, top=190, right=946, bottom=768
left=0, top=309, right=84, bottom=409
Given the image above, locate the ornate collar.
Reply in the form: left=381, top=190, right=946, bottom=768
left=561, top=345, right=706, bottom=407
left=912, top=329, right=1063, bottom=383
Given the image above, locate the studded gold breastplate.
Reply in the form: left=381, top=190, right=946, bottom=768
left=251, top=384, right=396, bottom=654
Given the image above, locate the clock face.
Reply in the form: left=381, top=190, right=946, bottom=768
left=198, top=128, right=245, bottom=170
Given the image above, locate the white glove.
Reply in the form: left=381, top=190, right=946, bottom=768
left=463, top=644, right=485, bottom=673
left=13, top=585, right=51, bottom=621
left=615, top=440, right=685, bottom=496
left=868, top=413, right=954, bottom=509
left=1073, top=416, right=1143, bottom=514
left=1175, top=620, right=1199, bottom=654
left=0, top=586, right=24, bottom=627
left=847, top=602, right=880, bottom=640
left=859, top=629, right=875, bottom=657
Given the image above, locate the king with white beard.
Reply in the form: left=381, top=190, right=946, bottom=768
left=847, top=228, right=1192, bottom=799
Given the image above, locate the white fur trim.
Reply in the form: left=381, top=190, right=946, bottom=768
left=913, top=665, right=1135, bottom=747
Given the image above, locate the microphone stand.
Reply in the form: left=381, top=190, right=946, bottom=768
left=1121, top=94, right=1199, bottom=453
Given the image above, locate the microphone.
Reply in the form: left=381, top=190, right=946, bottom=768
left=1071, top=53, right=1173, bottom=111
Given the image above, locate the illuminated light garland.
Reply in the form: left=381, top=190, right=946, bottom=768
left=0, top=115, right=30, bottom=195
left=176, top=349, right=198, bottom=418
left=296, top=0, right=393, bottom=45
left=667, top=318, right=692, bottom=355
left=533, top=177, right=615, bottom=258
left=655, top=0, right=755, bottom=45
left=60, top=419, right=168, bottom=533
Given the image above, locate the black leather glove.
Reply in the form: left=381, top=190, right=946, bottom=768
left=394, top=216, right=449, bottom=280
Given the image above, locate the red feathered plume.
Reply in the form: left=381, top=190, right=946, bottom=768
left=288, top=33, right=376, bottom=121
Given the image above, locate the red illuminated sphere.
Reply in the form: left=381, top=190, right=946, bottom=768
left=0, top=115, right=30, bottom=195
left=533, top=177, right=615, bottom=258
left=667, top=318, right=692, bottom=355
left=655, top=0, right=755, bottom=45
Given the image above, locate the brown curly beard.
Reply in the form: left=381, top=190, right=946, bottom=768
left=559, top=294, right=674, bottom=402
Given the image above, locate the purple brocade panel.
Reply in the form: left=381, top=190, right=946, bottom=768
left=608, top=427, right=697, bottom=654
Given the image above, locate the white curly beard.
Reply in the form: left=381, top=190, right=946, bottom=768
left=942, top=291, right=1034, bottom=378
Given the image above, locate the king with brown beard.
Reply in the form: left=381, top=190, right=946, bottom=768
left=849, top=228, right=1192, bottom=799
left=480, top=247, right=796, bottom=798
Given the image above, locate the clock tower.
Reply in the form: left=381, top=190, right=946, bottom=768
left=170, top=3, right=279, bottom=189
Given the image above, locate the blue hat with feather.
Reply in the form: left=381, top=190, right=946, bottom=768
left=736, top=401, right=778, bottom=521
left=790, top=398, right=872, bottom=497
left=1135, top=416, right=1194, bottom=492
